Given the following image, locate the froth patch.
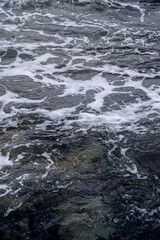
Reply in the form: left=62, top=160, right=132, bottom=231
left=0, top=152, right=12, bottom=170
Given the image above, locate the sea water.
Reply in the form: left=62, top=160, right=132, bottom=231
left=0, top=0, right=160, bottom=239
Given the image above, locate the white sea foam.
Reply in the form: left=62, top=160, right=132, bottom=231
left=0, top=184, right=9, bottom=190
left=41, top=152, right=55, bottom=178
left=0, top=152, right=12, bottom=170
left=0, top=0, right=159, bottom=175
left=1, top=50, right=160, bottom=132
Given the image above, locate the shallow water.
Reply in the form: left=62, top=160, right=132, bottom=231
left=0, top=0, right=160, bottom=239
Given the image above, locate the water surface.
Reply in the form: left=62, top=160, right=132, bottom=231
left=0, top=0, right=160, bottom=239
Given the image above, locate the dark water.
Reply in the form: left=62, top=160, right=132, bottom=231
left=0, top=0, right=160, bottom=239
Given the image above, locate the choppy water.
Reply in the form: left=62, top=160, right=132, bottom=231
left=0, top=0, right=160, bottom=239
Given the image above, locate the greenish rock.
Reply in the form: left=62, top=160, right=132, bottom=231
left=58, top=196, right=115, bottom=240
left=70, top=144, right=105, bottom=161
left=56, top=144, right=106, bottom=171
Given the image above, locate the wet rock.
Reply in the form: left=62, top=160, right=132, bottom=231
left=135, top=151, right=160, bottom=174
left=70, top=144, right=105, bottom=162
left=132, top=89, right=150, bottom=101
left=1, top=48, right=17, bottom=65
left=109, top=93, right=139, bottom=105
left=0, top=101, right=3, bottom=109
left=69, top=69, right=100, bottom=80
left=56, top=195, right=114, bottom=240
left=10, top=145, right=28, bottom=157
left=19, top=53, right=34, bottom=61
left=40, top=52, right=71, bottom=68
left=142, top=77, right=160, bottom=88
left=0, top=50, right=5, bottom=57
left=47, top=224, right=61, bottom=240
left=112, top=81, right=125, bottom=86
left=1, top=75, right=42, bottom=99
left=102, top=91, right=142, bottom=111
left=0, top=229, right=21, bottom=240
left=102, top=96, right=120, bottom=111
left=129, top=133, right=160, bottom=174
left=97, top=237, right=107, bottom=240
left=113, top=87, right=134, bottom=92
left=0, top=86, right=6, bottom=96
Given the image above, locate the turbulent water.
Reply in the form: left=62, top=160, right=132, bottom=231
left=0, top=0, right=160, bottom=239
